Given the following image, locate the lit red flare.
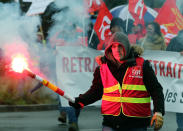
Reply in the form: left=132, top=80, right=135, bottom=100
left=11, top=54, right=28, bottom=73
left=10, top=54, right=83, bottom=108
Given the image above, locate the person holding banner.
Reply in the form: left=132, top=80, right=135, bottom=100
left=166, top=30, right=183, bottom=131
left=69, top=32, right=165, bottom=131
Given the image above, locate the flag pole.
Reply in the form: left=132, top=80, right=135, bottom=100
left=126, top=5, right=129, bottom=33
left=88, top=29, right=94, bottom=45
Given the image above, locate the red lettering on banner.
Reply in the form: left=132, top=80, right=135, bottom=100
left=153, top=60, right=159, bottom=75
left=148, top=60, right=152, bottom=63
left=62, top=57, right=97, bottom=73
left=166, top=62, right=172, bottom=77
left=178, top=64, right=183, bottom=79
left=85, top=57, right=91, bottom=72
left=148, top=60, right=183, bottom=79
left=71, top=57, right=77, bottom=72
left=173, top=63, right=177, bottom=78
left=78, top=57, right=83, bottom=72
left=159, top=61, right=165, bottom=76
left=63, top=57, right=69, bottom=72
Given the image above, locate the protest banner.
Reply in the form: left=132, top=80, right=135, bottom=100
left=56, top=46, right=103, bottom=106
left=143, top=50, right=183, bottom=113
left=56, top=46, right=183, bottom=113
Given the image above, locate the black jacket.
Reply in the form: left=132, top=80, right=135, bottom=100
left=76, top=58, right=165, bottom=130
left=166, top=36, right=183, bottom=52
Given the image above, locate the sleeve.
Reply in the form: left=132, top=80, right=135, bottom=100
left=143, top=60, right=165, bottom=115
left=76, top=66, right=103, bottom=106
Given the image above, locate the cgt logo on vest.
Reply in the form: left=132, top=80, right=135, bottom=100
left=129, top=66, right=143, bottom=78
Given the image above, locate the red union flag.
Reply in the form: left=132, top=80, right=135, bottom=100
left=155, top=0, right=183, bottom=44
left=85, top=0, right=105, bottom=13
left=94, top=4, right=113, bottom=44
left=128, top=0, right=147, bottom=25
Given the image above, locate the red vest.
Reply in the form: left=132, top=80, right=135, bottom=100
left=100, top=57, right=151, bottom=117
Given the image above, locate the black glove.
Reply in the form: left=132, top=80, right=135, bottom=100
left=69, top=98, right=84, bottom=109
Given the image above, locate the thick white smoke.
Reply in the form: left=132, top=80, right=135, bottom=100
left=0, top=2, right=58, bottom=81
left=0, top=2, right=40, bottom=46
left=0, top=0, right=89, bottom=84
left=0, top=2, right=56, bottom=82
left=48, top=0, right=88, bottom=45
left=0, top=2, right=62, bottom=100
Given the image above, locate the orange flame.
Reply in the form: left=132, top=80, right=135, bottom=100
left=11, top=54, right=28, bottom=73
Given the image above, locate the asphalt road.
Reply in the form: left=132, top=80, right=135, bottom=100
left=0, top=107, right=178, bottom=131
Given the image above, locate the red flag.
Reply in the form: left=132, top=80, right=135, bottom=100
left=85, top=0, right=105, bottom=13
left=128, top=0, right=147, bottom=25
left=155, top=0, right=183, bottom=44
left=94, top=4, right=113, bottom=46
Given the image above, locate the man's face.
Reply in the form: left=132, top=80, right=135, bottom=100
left=111, top=42, right=126, bottom=62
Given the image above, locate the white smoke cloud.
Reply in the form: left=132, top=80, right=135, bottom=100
left=48, top=0, right=88, bottom=45
left=0, top=2, right=54, bottom=80
left=0, top=0, right=89, bottom=83
left=0, top=3, right=40, bottom=46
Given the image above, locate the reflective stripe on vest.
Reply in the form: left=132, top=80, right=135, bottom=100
left=102, top=95, right=150, bottom=103
left=103, top=83, right=120, bottom=93
left=103, top=84, right=147, bottom=93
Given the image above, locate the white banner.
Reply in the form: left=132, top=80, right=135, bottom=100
left=56, top=46, right=103, bottom=106
left=143, top=50, right=183, bottom=113
left=56, top=46, right=183, bottom=113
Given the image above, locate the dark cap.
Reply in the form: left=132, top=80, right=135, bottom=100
left=110, top=17, right=124, bottom=30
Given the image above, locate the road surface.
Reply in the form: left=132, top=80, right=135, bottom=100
left=0, top=107, right=178, bottom=131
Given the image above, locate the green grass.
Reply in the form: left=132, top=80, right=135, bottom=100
left=0, top=75, right=57, bottom=105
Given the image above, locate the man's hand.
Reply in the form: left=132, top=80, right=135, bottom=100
left=150, top=112, right=163, bottom=130
left=69, top=98, right=84, bottom=109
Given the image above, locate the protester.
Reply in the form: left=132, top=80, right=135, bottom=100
left=133, top=24, right=146, bottom=43
left=49, top=24, right=83, bottom=48
left=69, top=32, right=165, bottom=131
left=50, top=23, right=81, bottom=131
left=36, top=31, right=46, bottom=46
left=166, top=30, right=183, bottom=52
left=124, top=19, right=137, bottom=45
left=124, top=20, right=146, bottom=45
left=166, top=30, right=183, bottom=131
left=138, top=22, right=166, bottom=50
left=58, top=99, right=80, bottom=131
